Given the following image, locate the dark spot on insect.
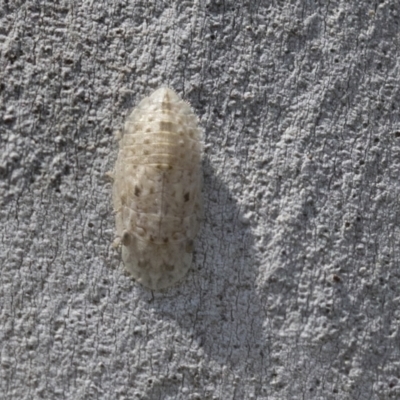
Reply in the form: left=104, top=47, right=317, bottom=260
left=164, top=264, right=175, bottom=272
left=184, top=192, right=190, bottom=202
left=163, top=237, right=169, bottom=244
left=186, top=240, right=194, bottom=253
left=160, top=121, right=173, bottom=130
left=122, top=231, right=131, bottom=246
left=134, top=186, right=141, bottom=196
left=149, top=235, right=155, bottom=242
left=332, top=274, right=341, bottom=282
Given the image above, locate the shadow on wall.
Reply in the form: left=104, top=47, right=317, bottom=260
left=141, top=156, right=270, bottom=397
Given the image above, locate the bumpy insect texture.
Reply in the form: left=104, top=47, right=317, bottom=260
left=113, top=88, right=203, bottom=290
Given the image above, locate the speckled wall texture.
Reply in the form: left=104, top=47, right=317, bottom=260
left=1, top=1, right=400, bottom=399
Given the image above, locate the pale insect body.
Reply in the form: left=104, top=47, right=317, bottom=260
left=113, top=88, right=203, bottom=290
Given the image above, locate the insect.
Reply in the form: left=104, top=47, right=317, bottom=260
left=112, top=87, right=203, bottom=290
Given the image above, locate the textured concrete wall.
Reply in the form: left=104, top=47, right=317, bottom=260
left=1, top=1, right=400, bottom=399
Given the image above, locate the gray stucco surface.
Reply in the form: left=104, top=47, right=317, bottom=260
left=1, top=1, right=400, bottom=399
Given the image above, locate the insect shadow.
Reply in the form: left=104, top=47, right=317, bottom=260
left=144, top=156, right=268, bottom=386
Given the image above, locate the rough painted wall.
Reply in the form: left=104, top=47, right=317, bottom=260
left=1, top=1, right=400, bottom=399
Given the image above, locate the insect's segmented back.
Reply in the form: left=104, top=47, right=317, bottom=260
left=113, top=88, right=203, bottom=290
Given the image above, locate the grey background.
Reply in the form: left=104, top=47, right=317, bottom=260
left=1, top=1, right=400, bottom=399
